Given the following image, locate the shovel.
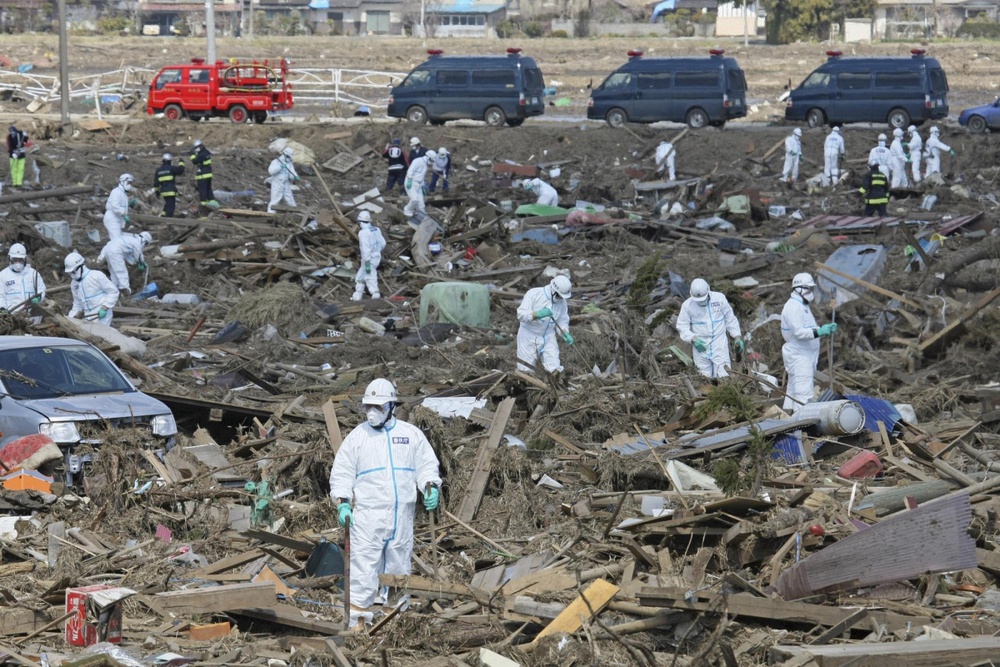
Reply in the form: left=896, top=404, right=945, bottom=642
left=828, top=287, right=837, bottom=392
left=343, top=520, right=351, bottom=632
left=425, top=482, right=440, bottom=582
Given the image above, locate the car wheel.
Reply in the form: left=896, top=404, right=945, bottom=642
left=484, top=106, right=506, bottom=127
left=606, top=108, right=628, bottom=128
left=806, top=108, right=825, bottom=128
left=686, top=108, right=709, bottom=129
left=406, top=106, right=428, bottom=124
left=228, top=105, right=248, bottom=123
left=968, top=115, right=988, bottom=134
left=506, top=119, right=525, bottom=127
left=887, top=108, right=910, bottom=130
left=164, top=104, right=184, bottom=121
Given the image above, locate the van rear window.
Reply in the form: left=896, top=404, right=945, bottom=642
left=875, top=71, right=921, bottom=88
left=675, top=71, right=721, bottom=88
left=837, top=72, right=871, bottom=90
left=727, top=69, right=747, bottom=92
left=929, top=68, right=948, bottom=93
left=472, top=70, right=516, bottom=87
left=523, top=68, right=544, bottom=90
left=637, top=72, right=671, bottom=90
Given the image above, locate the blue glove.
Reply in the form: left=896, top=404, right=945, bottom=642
left=405, top=179, right=413, bottom=190
left=816, top=323, right=838, bottom=337
left=423, top=486, right=439, bottom=511
left=98, top=308, right=108, bottom=319
left=562, top=331, right=574, bottom=345
left=337, top=502, right=353, bottom=527
left=137, top=261, right=148, bottom=271
left=734, top=338, right=745, bottom=354
left=693, top=339, right=707, bottom=353
left=534, top=307, right=553, bottom=320
left=29, top=297, right=40, bottom=304
left=128, top=198, right=138, bottom=207
left=364, top=261, right=371, bottom=274
left=124, top=214, right=131, bottom=224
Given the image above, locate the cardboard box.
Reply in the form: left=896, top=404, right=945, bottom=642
left=65, top=585, right=136, bottom=647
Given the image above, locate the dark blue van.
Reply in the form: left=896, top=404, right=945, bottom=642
left=387, top=48, right=545, bottom=127
left=785, top=49, right=949, bottom=129
left=587, top=49, right=748, bottom=129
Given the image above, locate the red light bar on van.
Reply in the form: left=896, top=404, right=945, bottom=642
left=427, top=49, right=444, bottom=56
left=826, top=50, right=842, bottom=58
left=627, top=50, right=644, bottom=58
left=709, top=48, right=725, bottom=56
left=507, top=48, right=522, bottom=54
left=911, top=48, right=926, bottom=57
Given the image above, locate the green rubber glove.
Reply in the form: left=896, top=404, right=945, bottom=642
left=423, top=486, right=439, bottom=511
left=534, top=307, right=553, bottom=320
left=562, top=331, right=574, bottom=345
left=816, top=323, right=838, bottom=337
left=364, top=261, right=372, bottom=274
left=124, top=214, right=131, bottom=224
left=949, top=149, right=956, bottom=156
left=422, top=185, right=428, bottom=195
left=734, top=337, right=745, bottom=354
left=337, top=502, right=353, bottom=527
left=29, top=296, right=40, bottom=304
left=137, top=261, right=148, bottom=271
left=693, top=339, right=707, bottom=353
left=405, top=179, right=413, bottom=190
left=128, top=198, right=138, bottom=207
left=98, top=308, right=108, bottom=319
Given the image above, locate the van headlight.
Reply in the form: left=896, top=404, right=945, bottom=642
left=40, top=422, right=81, bottom=444
left=151, top=414, right=177, bottom=437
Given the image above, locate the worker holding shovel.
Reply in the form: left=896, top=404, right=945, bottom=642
left=64, top=251, right=119, bottom=326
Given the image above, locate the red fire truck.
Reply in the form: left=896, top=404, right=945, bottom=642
left=147, top=58, right=294, bottom=123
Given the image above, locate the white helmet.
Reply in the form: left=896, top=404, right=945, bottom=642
left=424, top=149, right=438, bottom=162
left=438, top=147, right=449, bottom=156
left=522, top=179, right=535, bottom=191
left=893, top=128, right=903, bottom=137
left=907, top=125, right=917, bottom=133
left=357, top=210, right=372, bottom=224
left=8, top=243, right=26, bottom=260
left=832, top=126, right=840, bottom=133
left=120, top=173, right=135, bottom=184
left=193, top=139, right=204, bottom=148
left=792, top=272, right=816, bottom=289
left=690, top=278, right=710, bottom=305
left=282, top=146, right=294, bottom=158
left=877, top=133, right=887, bottom=142
left=930, top=126, right=940, bottom=135
left=64, top=251, right=86, bottom=274
left=792, top=128, right=802, bottom=137
left=550, top=274, right=572, bottom=298
left=362, top=378, right=398, bottom=406
left=409, top=137, right=420, bottom=147
left=139, top=231, right=153, bottom=247
left=163, top=153, right=173, bottom=161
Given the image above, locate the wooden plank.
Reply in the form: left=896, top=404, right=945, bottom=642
left=379, top=574, right=487, bottom=603
left=528, top=579, right=619, bottom=647
left=323, top=399, right=344, bottom=455
left=772, top=637, right=1000, bottom=666
left=191, top=548, right=265, bottom=577
left=154, top=581, right=276, bottom=615
left=808, top=608, right=868, bottom=645
left=232, top=605, right=344, bottom=635
left=814, top=261, right=923, bottom=312
left=919, top=285, right=1000, bottom=357
left=0, top=608, right=56, bottom=636
left=241, top=529, right=315, bottom=553
left=455, top=397, right=515, bottom=523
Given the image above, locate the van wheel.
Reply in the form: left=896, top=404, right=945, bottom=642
left=253, top=111, right=268, bottom=124
left=506, top=119, right=525, bottom=127
left=228, top=105, right=249, bottom=123
left=406, top=106, right=428, bottom=124
left=887, top=108, right=910, bottom=130
left=806, top=108, right=826, bottom=128
left=164, top=104, right=184, bottom=121
left=686, top=108, right=709, bottom=129
left=606, top=108, right=628, bottom=128
left=484, top=106, right=506, bottom=127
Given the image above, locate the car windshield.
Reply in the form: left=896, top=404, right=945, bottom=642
left=800, top=71, right=831, bottom=90
left=0, top=345, right=133, bottom=400
left=599, top=72, right=632, bottom=91
left=402, top=70, right=431, bottom=88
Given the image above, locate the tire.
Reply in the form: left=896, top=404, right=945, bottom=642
left=806, top=108, right=826, bottom=129
left=164, top=104, right=184, bottom=121
left=253, top=111, right=268, bottom=124
left=686, top=108, right=709, bottom=129
left=506, top=118, right=525, bottom=127
left=228, top=105, right=249, bottom=123
left=484, top=106, right=506, bottom=127
left=887, top=108, right=910, bottom=130
left=968, top=115, right=988, bottom=134
left=606, top=108, right=628, bottom=128
left=406, top=106, right=428, bottom=124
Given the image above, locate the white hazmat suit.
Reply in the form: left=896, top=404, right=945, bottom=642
left=267, top=152, right=299, bottom=213
left=889, top=133, right=909, bottom=189
left=0, top=264, right=45, bottom=312
left=868, top=140, right=891, bottom=178
left=329, top=418, right=441, bottom=627
left=676, top=291, right=742, bottom=379
left=99, top=233, right=146, bottom=293
left=924, top=132, right=952, bottom=178
left=516, top=284, right=569, bottom=373
left=525, top=178, right=559, bottom=207
left=69, top=268, right=119, bottom=326
left=823, top=129, right=845, bottom=186
left=782, top=131, right=801, bottom=182
left=403, top=153, right=434, bottom=220
left=780, top=294, right=820, bottom=411
left=103, top=183, right=130, bottom=240
left=353, top=221, right=386, bottom=301
left=908, top=127, right=923, bottom=183
left=655, top=141, right=676, bottom=181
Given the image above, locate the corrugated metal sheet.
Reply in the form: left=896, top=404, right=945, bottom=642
left=845, top=394, right=901, bottom=433
left=615, top=418, right=819, bottom=458
left=797, top=213, right=980, bottom=236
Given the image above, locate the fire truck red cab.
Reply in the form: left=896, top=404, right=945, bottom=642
left=147, top=58, right=294, bottom=123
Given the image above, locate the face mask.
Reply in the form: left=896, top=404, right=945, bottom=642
left=72, top=266, right=84, bottom=281
left=10, top=260, right=24, bottom=273
left=122, top=182, right=133, bottom=192
left=366, top=403, right=392, bottom=429
left=797, top=288, right=814, bottom=303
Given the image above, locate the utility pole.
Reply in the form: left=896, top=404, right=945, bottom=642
left=206, top=0, right=217, bottom=63
left=57, top=0, right=70, bottom=133
left=248, top=0, right=254, bottom=41
left=743, top=1, right=749, bottom=47
left=419, top=0, right=425, bottom=38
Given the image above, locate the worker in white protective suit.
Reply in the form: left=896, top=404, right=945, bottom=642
left=780, top=273, right=837, bottom=411
left=65, top=251, right=119, bottom=327
left=516, top=275, right=573, bottom=373
left=907, top=125, right=923, bottom=184
left=522, top=177, right=559, bottom=207
left=352, top=211, right=386, bottom=301
left=104, top=173, right=136, bottom=240
left=98, top=231, right=151, bottom=296
left=867, top=133, right=891, bottom=178
left=329, top=378, right=442, bottom=630
left=924, top=126, right=954, bottom=179
left=781, top=128, right=802, bottom=183
left=654, top=140, right=676, bottom=181
left=822, top=127, right=845, bottom=187
left=403, top=149, right=437, bottom=223
left=0, top=243, right=46, bottom=314
left=267, top=146, right=299, bottom=213
left=675, top=278, right=744, bottom=379
left=889, top=128, right=909, bottom=189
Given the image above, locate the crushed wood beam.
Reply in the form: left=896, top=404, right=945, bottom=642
left=814, top=261, right=924, bottom=312
left=919, top=285, right=1000, bottom=357
left=525, top=579, right=619, bottom=650
left=455, top=397, right=515, bottom=523
left=771, top=637, right=1000, bottom=666
left=232, top=605, right=345, bottom=635
left=154, top=581, right=276, bottom=615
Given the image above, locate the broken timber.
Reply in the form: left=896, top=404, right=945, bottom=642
left=455, top=397, right=515, bottom=523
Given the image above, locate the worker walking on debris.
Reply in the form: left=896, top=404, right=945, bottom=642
left=352, top=211, right=386, bottom=301
left=428, top=147, right=451, bottom=193
left=516, top=275, right=573, bottom=373
left=382, top=139, right=409, bottom=191
left=924, top=127, right=954, bottom=179
left=908, top=125, right=923, bottom=184
left=104, top=173, right=136, bottom=240
left=781, top=128, right=802, bottom=184
left=889, top=128, right=910, bottom=189
left=655, top=139, right=677, bottom=181
left=267, top=146, right=300, bottom=214
left=868, top=133, right=891, bottom=178
left=780, top=273, right=837, bottom=412
left=329, top=378, right=442, bottom=630
left=676, top=278, right=744, bottom=379
left=859, top=162, right=889, bottom=217
left=822, top=127, right=844, bottom=187
left=521, top=177, right=559, bottom=207
left=408, top=137, right=426, bottom=163
left=6, top=125, right=28, bottom=188
left=98, top=231, right=152, bottom=296
left=154, top=153, right=185, bottom=218
left=403, top=149, right=437, bottom=224
left=65, top=251, right=119, bottom=327
left=0, top=244, right=45, bottom=313
left=190, top=140, right=219, bottom=208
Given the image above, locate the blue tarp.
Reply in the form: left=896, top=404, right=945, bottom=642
left=309, top=0, right=329, bottom=8
left=650, top=0, right=677, bottom=22
left=844, top=394, right=901, bottom=434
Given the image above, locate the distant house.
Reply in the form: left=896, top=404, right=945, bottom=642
left=426, top=0, right=507, bottom=37
left=308, top=0, right=405, bottom=34
left=138, top=0, right=241, bottom=36
left=716, top=1, right=764, bottom=37
left=874, top=0, right=997, bottom=38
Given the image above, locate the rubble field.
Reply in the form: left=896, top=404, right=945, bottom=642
left=1, top=38, right=1000, bottom=667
